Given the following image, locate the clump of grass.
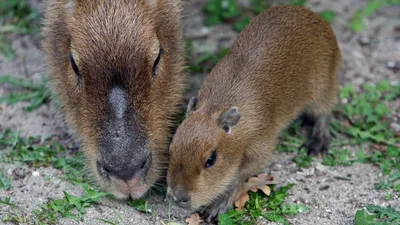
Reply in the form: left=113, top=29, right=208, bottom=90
left=218, top=184, right=308, bottom=224
left=349, top=0, right=400, bottom=32
left=0, top=128, right=114, bottom=224
left=0, top=169, right=11, bottom=190
left=202, top=0, right=336, bottom=33
left=0, top=128, right=87, bottom=185
left=355, top=205, right=400, bottom=224
left=203, top=0, right=241, bottom=26
left=33, top=184, right=111, bottom=224
left=0, top=197, right=29, bottom=224
left=186, top=45, right=230, bottom=74
left=0, top=75, right=50, bottom=112
left=0, top=0, right=40, bottom=59
left=127, top=199, right=152, bottom=214
left=337, top=80, right=399, bottom=145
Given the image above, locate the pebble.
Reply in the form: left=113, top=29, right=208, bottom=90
left=271, top=163, right=282, bottom=171
left=358, top=35, right=371, bottom=46
left=6, top=168, right=13, bottom=176
left=386, top=61, right=400, bottom=73
left=32, top=171, right=40, bottom=177
left=319, top=185, right=330, bottom=191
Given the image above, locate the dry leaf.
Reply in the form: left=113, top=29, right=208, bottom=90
left=258, top=185, right=271, bottom=196
left=185, top=213, right=203, bottom=225
left=234, top=191, right=249, bottom=210
left=233, top=173, right=277, bottom=210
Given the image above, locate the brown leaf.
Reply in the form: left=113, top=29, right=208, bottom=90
left=185, top=213, right=203, bottom=225
left=243, top=173, right=276, bottom=193
left=234, top=191, right=249, bottom=210
left=258, top=185, right=271, bottom=196
left=233, top=173, right=277, bottom=210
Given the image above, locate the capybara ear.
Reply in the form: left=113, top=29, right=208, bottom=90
left=217, top=107, right=240, bottom=134
left=186, top=96, right=198, bottom=116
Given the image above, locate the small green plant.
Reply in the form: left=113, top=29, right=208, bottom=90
left=249, top=0, right=270, bottom=14
left=127, top=199, right=152, bottom=214
left=33, top=184, right=111, bottom=224
left=318, top=10, right=336, bottom=24
left=187, top=48, right=230, bottom=73
left=336, top=80, right=398, bottom=145
left=203, top=0, right=241, bottom=26
left=290, top=0, right=307, bottom=6
left=322, top=149, right=353, bottom=166
left=0, top=169, right=11, bottom=190
left=0, top=75, right=50, bottom=112
left=0, top=197, right=29, bottom=224
left=0, top=197, right=14, bottom=207
left=218, top=184, right=308, bottom=224
left=0, top=0, right=40, bottom=59
left=375, top=170, right=400, bottom=191
left=355, top=205, right=400, bottom=224
left=293, top=150, right=313, bottom=167
left=232, top=16, right=250, bottom=32
left=349, top=0, right=400, bottom=32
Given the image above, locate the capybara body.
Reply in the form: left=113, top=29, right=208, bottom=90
left=167, top=5, right=340, bottom=220
left=42, top=0, right=185, bottom=199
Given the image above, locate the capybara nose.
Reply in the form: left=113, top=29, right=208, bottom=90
left=97, top=154, right=151, bottom=180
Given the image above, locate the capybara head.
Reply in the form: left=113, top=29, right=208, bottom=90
left=167, top=97, right=242, bottom=210
left=42, top=0, right=184, bottom=199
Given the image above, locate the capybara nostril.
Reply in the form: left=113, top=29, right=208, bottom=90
left=140, top=160, right=147, bottom=169
left=171, top=191, right=191, bottom=209
left=96, top=161, right=110, bottom=178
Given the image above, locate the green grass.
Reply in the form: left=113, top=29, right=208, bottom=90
left=0, top=75, right=50, bottom=112
left=202, top=0, right=337, bottom=33
left=218, top=184, right=308, bottom=225
left=127, top=199, right=152, bottom=214
left=355, top=205, right=400, bottom=225
left=0, top=0, right=40, bottom=59
left=33, top=184, right=111, bottom=224
left=0, top=129, right=87, bottom=185
left=0, top=128, right=117, bottom=224
left=259, top=79, right=399, bottom=224
left=0, top=169, right=11, bottom=190
left=349, top=0, right=400, bottom=32
left=186, top=45, right=230, bottom=74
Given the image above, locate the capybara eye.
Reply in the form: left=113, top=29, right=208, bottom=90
left=68, top=52, right=82, bottom=87
left=152, top=47, right=162, bottom=77
left=204, top=149, right=217, bottom=169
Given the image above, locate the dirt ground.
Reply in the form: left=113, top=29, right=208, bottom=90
left=0, top=0, right=399, bottom=224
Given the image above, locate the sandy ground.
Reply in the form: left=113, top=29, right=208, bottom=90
left=0, top=0, right=399, bottom=224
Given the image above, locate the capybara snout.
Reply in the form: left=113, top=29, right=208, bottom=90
left=96, top=87, right=152, bottom=181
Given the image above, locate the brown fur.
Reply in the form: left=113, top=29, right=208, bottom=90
left=167, top=5, right=340, bottom=220
left=42, top=0, right=185, bottom=198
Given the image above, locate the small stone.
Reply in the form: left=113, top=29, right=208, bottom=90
left=299, top=197, right=309, bottom=204
left=358, top=35, right=370, bottom=46
left=319, top=185, right=330, bottom=191
left=32, top=171, right=40, bottom=177
left=386, top=61, right=400, bottom=73
left=390, top=123, right=400, bottom=132
left=326, top=209, right=332, bottom=213
left=272, top=163, right=282, bottom=171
